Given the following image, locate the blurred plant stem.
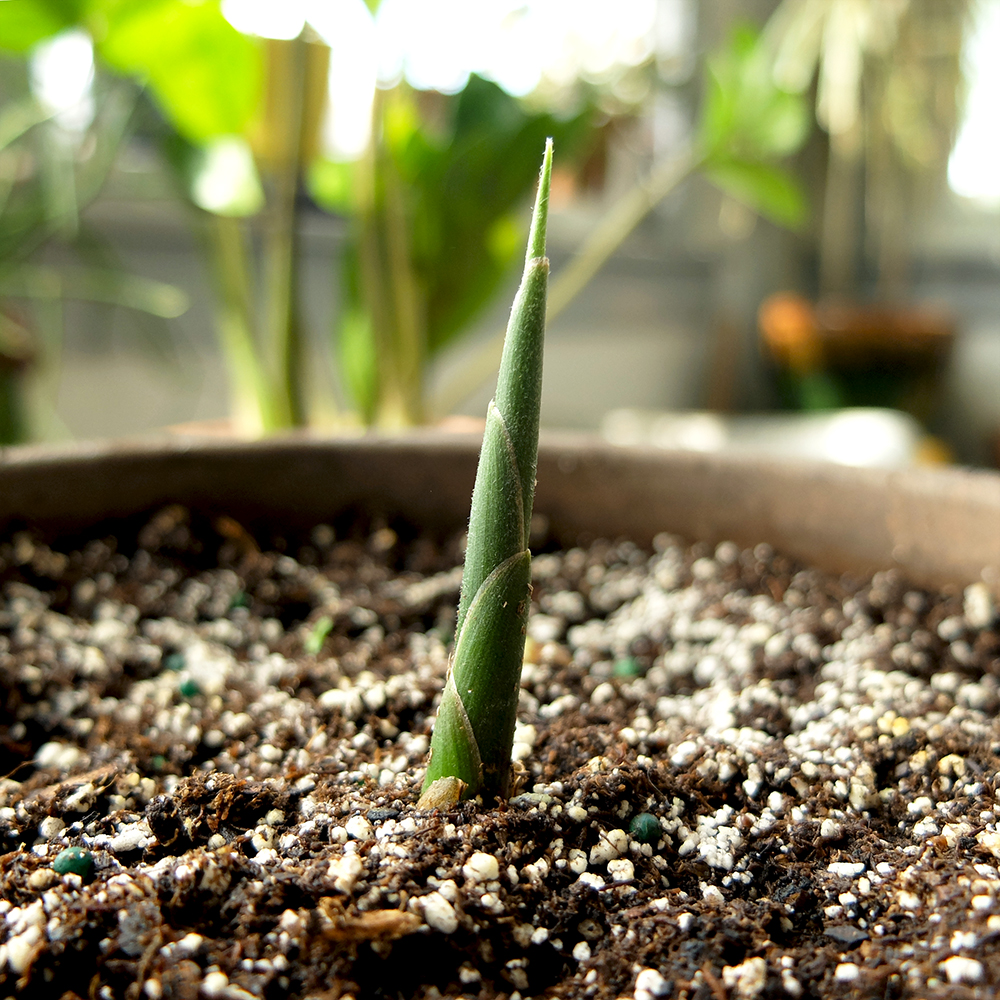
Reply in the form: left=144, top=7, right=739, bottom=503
left=356, top=88, right=425, bottom=428
left=206, top=215, right=276, bottom=434
left=319, top=76, right=595, bottom=428
left=196, top=33, right=331, bottom=435
left=259, top=34, right=310, bottom=429
left=819, top=125, right=862, bottom=297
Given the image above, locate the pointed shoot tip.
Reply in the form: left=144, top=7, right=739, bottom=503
left=527, top=138, right=553, bottom=263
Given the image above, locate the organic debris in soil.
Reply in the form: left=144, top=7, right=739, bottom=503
left=0, top=510, right=998, bottom=998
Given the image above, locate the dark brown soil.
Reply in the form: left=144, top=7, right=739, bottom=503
left=0, top=507, right=999, bottom=999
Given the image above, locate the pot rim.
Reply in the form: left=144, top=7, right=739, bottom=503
left=0, top=430, right=996, bottom=593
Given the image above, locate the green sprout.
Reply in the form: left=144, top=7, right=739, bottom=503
left=421, top=140, right=553, bottom=804
left=305, top=615, right=334, bottom=655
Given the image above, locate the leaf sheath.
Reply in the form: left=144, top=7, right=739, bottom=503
left=423, top=140, right=552, bottom=801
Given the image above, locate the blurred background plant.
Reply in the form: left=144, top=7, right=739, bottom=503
left=310, top=78, right=594, bottom=427
left=756, top=0, right=971, bottom=427
left=0, top=0, right=998, bottom=465
left=0, top=0, right=810, bottom=439
left=764, top=0, right=968, bottom=300
left=0, top=17, right=188, bottom=443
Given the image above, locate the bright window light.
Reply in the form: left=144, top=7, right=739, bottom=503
left=310, top=0, right=378, bottom=160
left=220, top=0, right=307, bottom=41
left=29, top=29, right=95, bottom=132
left=191, top=137, right=265, bottom=216
left=222, top=0, right=665, bottom=159
left=949, top=0, right=1000, bottom=204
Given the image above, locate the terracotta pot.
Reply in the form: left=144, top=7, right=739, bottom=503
left=1, top=431, right=996, bottom=592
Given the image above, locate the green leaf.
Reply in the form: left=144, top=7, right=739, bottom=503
left=304, top=615, right=333, bottom=655
left=95, top=0, right=262, bottom=143
left=699, top=24, right=810, bottom=163
left=705, top=158, right=807, bottom=229
left=308, top=158, right=357, bottom=214
left=415, top=77, right=590, bottom=358
left=0, top=0, right=82, bottom=52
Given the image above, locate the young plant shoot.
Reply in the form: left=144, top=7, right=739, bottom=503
left=421, top=140, right=553, bottom=804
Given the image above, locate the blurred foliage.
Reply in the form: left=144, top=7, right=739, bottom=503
left=0, top=0, right=263, bottom=139
left=311, top=77, right=593, bottom=425
left=0, top=39, right=187, bottom=443
left=433, top=24, right=812, bottom=417
left=1, top=0, right=597, bottom=433
left=0, top=3, right=814, bottom=438
left=96, top=0, right=261, bottom=144
left=763, top=0, right=970, bottom=296
left=699, top=25, right=810, bottom=229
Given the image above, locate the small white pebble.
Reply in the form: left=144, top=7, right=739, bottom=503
left=257, top=744, right=283, bottom=763
left=633, top=969, right=670, bottom=1000
left=345, top=815, right=373, bottom=841
left=607, top=858, right=634, bottom=883
left=39, top=816, right=66, bottom=839
left=941, top=955, right=984, bottom=984
left=174, top=932, right=203, bottom=956
left=576, top=872, right=606, bottom=890
left=951, top=930, right=978, bottom=951
left=201, top=970, right=230, bottom=998
left=591, top=682, right=615, bottom=706
left=964, top=582, right=996, bottom=629
left=819, top=818, right=842, bottom=840
left=827, top=862, right=865, bottom=878
left=701, top=884, right=725, bottom=905
left=834, top=964, right=859, bottom=983
left=634, top=967, right=669, bottom=1000
left=420, top=892, right=458, bottom=934
left=5, top=926, right=43, bottom=974
left=572, top=941, right=591, bottom=961
left=327, top=853, right=363, bottom=894
left=462, top=852, right=500, bottom=884
left=459, top=963, right=482, bottom=984
left=781, top=971, right=803, bottom=998
left=722, top=956, right=767, bottom=999
left=110, top=826, right=152, bottom=853
left=671, top=740, right=699, bottom=767
left=589, top=829, right=627, bottom=865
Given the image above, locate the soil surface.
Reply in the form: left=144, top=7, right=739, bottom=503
left=0, top=507, right=999, bottom=999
